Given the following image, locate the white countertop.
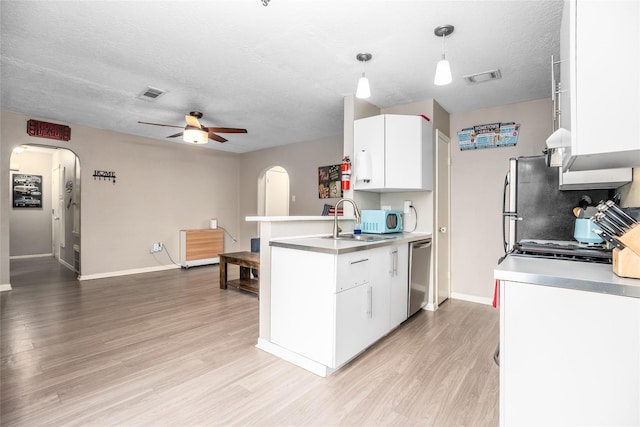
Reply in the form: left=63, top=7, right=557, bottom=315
left=495, top=255, right=640, bottom=298
left=270, top=232, right=432, bottom=255
left=246, top=216, right=355, bottom=222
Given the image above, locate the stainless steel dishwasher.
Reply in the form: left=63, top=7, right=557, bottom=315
left=408, top=239, right=432, bottom=317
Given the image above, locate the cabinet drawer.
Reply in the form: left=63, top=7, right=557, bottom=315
left=336, top=253, right=371, bottom=292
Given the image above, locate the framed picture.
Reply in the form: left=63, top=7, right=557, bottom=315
left=12, top=174, right=43, bottom=208
left=318, top=164, right=342, bottom=199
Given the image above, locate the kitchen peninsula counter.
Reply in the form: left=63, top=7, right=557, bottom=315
left=270, top=232, right=431, bottom=255
left=495, top=254, right=640, bottom=298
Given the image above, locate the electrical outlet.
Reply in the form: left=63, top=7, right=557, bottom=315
left=151, top=242, right=162, bottom=253
left=404, top=200, right=412, bottom=214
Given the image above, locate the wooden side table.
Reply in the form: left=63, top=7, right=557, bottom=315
left=219, top=251, right=260, bottom=295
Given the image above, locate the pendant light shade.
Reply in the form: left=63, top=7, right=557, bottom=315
left=355, top=53, right=372, bottom=99
left=434, top=57, right=452, bottom=86
left=434, top=25, right=454, bottom=86
left=356, top=73, right=371, bottom=99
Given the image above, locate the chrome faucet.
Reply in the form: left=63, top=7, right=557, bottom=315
left=332, top=198, right=362, bottom=238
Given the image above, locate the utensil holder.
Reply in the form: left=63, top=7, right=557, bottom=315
left=617, top=224, right=640, bottom=257
left=613, top=225, right=640, bottom=279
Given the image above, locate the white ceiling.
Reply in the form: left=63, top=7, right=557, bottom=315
left=1, top=0, right=563, bottom=154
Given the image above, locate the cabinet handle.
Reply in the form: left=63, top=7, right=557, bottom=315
left=366, top=285, right=372, bottom=318
left=350, top=258, right=369, bottom=265
left=390, top=249, right=398, bottom=276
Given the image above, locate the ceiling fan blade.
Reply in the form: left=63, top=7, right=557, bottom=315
left=204, top=127, right=248, bottom=134
left=208, top=132, right=227, bottom=143
left=185, top=115, right=202, bottom=129
left=137, top=121, right=183, bottom=129
left=166, top=132, right=184, bottom=138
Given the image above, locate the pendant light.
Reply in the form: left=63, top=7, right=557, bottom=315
left=356, top=53, right=372, bottom=99
left=434, top=25, right=454, bottom=86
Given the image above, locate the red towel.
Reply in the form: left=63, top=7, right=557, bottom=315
left=492, top=279, right=500, bottom=308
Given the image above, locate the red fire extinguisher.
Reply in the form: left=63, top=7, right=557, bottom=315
left=341, top=156, right=351, bottom=190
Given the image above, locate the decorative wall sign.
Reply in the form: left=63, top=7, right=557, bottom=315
left=93, top=170, right=116, bottom=183
left=458, top=122, right=520, bottom=151
left=318, top=164, right=342, bottom=199
left=27, top=119, right=71, bottom=141
left=12, top=174, right=43, bottom=208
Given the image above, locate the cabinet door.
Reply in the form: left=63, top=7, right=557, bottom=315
left=271, top=247, right=336, bottom=366
left=365, top=247, right=392, bottom=343
left=334, top=283, right=372, bottom=367
left=389, top=244, right=409, bottom=329
left=354, top=115, right=385, bottom=190
left=500, top=281, right=640, bottom=426
left=385, top=115, right=433, bottom=190
left=567, top=0, right=640, bottom=170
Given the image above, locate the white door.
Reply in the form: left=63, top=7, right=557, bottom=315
left=264, top=166, right=289, bottom=216
left=435, top=130, right=451, bottom=306
left=51, top=165, right=64, bottom=259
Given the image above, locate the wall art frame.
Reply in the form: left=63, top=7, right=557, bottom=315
left=12, top=173, right=43, bottom=208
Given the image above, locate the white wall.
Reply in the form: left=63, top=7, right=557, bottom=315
left=1, top=111, right=241, bottom=283
left=9, top=150, right=53, bottom=257
left=238, top=135, right=343, bottom=247
left=449, top=98, right=552, bottom=301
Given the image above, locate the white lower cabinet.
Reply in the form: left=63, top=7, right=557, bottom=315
left=500, top=280, right=640, bottom=426
left=334, top=282, right=373, bottom=367
left=271, top=244, right=409, bottom=371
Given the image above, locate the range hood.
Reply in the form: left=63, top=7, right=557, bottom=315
left=544, top=128, right=571, bottom=167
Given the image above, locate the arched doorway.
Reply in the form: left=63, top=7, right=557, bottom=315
left=9, top=145, right=81, bottom=275
left=257, top=166, right=290, bottom=216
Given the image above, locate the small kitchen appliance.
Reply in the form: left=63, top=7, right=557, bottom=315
left=361, top=209, right=403, bottom=234
left=573, top=218, right=604, bottom=244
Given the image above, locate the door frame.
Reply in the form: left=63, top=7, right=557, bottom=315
left=433, top=129, right=451, bottom=309
left=257, top=165, right=290, bottom=217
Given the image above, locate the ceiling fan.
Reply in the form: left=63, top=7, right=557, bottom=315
left=138, top=111, right=247, bottom=144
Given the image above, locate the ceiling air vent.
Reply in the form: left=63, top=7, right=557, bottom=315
left=138, top=86, right=166, bottom=101
left=463, top=69, right=502, bottom=84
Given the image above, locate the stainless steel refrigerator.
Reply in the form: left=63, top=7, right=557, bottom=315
left=503, top=156, right=611, bottom=252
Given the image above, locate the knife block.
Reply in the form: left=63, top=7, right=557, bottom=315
left=613, top=224, right=640, bottom=279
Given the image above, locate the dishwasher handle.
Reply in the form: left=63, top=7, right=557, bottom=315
left=412, top=240, right=432, bottom=250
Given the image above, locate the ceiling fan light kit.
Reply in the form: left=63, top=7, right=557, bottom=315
left=183, top=127, right=208, bottom=144
left=434, top=24, right=454, bottom=86
left=138, top=111, right=247, bottom=145
left=355, top=53, right=372, bottom=99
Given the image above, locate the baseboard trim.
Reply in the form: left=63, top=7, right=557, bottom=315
left=451, top=292, right=493, bottom=306
left=58, top=258, right=76, bottom=273
left=0, top=284, right=13, bottom=292
left=256, top=338, right=334, bottom=378
left=78, top=264, right=180, bottom=281
left=10, top=253, right=53, bottom=260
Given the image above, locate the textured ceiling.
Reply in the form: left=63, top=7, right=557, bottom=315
left=1, top=0, right=563, bottom=153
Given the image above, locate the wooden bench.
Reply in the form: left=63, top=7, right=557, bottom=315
left=219, top=251, right=260, bottom=295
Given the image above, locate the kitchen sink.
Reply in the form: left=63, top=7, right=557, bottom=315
left=323, top=234, right=396, bottom=242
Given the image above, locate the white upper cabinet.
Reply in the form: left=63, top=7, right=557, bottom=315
left=561, top=0, right=640, bottom=171
left=354, top=114, right=433, bottom=192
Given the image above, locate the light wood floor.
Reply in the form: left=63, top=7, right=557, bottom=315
left=1, top=257, right=499, bottom=426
